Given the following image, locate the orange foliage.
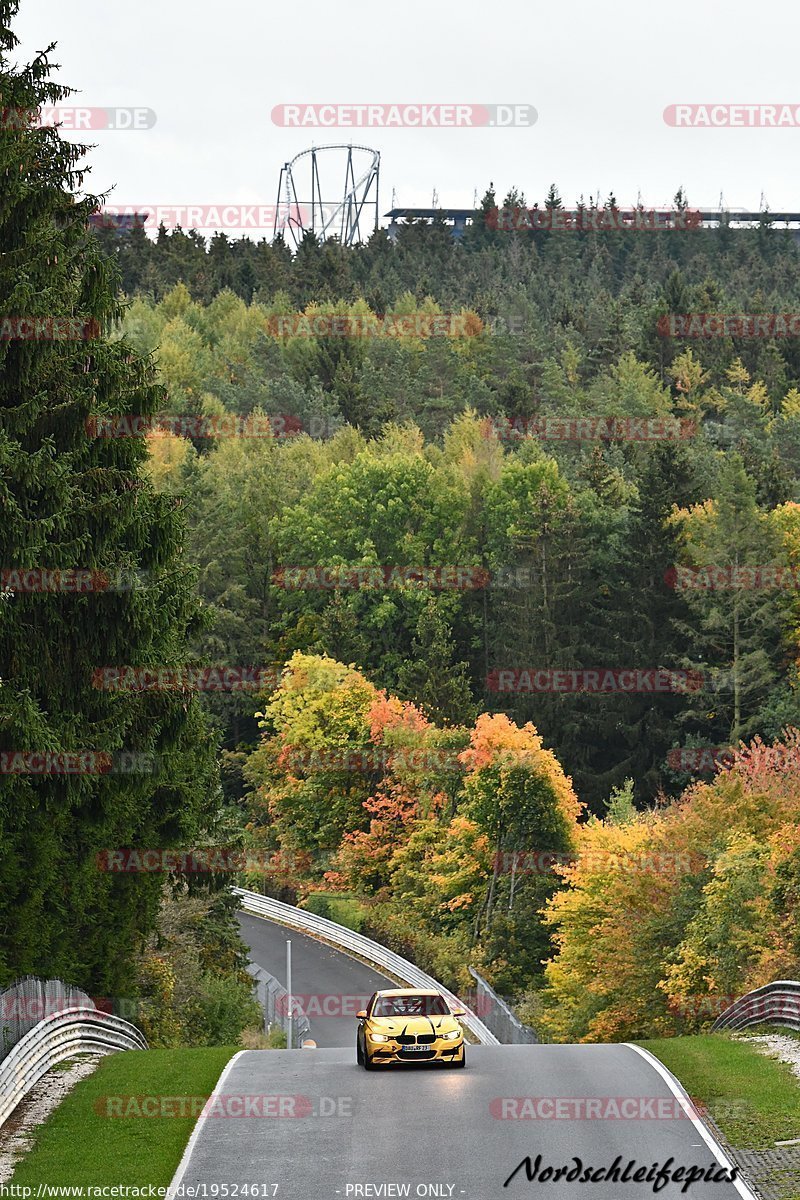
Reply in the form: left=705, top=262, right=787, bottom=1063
left=460, top=712, right=582, bottom=826
left=542, top=730, right=800, bottom=1042
left=367, top=694, right=431, bottom=743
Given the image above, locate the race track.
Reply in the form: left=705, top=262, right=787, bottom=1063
left=238, top=911, right=394, bottom=1047
left=170, top=1043, right=750, bottom=1200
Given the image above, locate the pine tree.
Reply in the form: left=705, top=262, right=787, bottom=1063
left=395, top=597, right=476, bottom=726
left=0, top=1, right=217, bottom=993
left=676, top=456, right=785, bottom=744
left=544, top=184, right=563, bottom=210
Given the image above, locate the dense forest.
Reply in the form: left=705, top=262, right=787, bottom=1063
left=108, top=231, right=800, bottom=814
left=3, top=0, right=800, bottom=1043
left=98, top=216, right=800, bottom=1036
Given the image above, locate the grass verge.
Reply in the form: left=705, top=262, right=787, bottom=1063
left=10, top=1046, right=238, bottom=1187
left=304, top=891, right=367, bottom=931
left=639, top=1033, right=800, bottom=1148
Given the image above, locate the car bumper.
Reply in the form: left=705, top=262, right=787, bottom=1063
left=367, top=1040, right=464, bottom=1064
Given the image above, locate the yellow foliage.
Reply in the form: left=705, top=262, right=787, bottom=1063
left=725, top=358, right=751, bottom=390
left=541, top=743, right=800, bottom=1042
left=143, top=430, right=194, bottom=491
left=667, top=350, right=709, bottom=401
left=460, top=712, right=582, bottom=826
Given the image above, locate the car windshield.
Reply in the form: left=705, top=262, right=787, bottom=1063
left=372, top=995, right=450, bottom=1017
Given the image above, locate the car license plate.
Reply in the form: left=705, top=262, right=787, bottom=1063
left=404, top=1044, right=428, bottom=1052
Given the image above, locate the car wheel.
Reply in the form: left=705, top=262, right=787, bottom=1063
left=356, top=1035, right=364, bottom=1065
left=452, top=1045, right=466, bottom=1068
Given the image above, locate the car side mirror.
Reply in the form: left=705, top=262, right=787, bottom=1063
left=356, top=1010, right=367, bottom=1020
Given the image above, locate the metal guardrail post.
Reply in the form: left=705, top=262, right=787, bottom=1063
left=711, top=981, right=800, bottom=1032
left=0, top=1006, right=148, bottom=1130
left=246, top=962, right=309, bottom=1047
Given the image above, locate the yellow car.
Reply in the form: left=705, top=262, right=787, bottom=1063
left=356, top=988, right=466, bottom=1069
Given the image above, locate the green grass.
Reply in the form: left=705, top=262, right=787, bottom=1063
left=11, top=1046, right=238, bottom=1186
left=639, top=1034, right=800, bottom=1149
left=305, top=891, right=367, bottom=932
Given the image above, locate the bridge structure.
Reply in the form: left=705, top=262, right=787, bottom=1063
left=385, top=206, right=800, bottom=243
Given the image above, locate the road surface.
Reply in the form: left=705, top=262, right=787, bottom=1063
left=238, top=911, right=394, bottom=1048
left=171, top=1042, right=749, bottom=1200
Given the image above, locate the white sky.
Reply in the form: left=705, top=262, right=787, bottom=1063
left=10, top=0, right=800, bottom=236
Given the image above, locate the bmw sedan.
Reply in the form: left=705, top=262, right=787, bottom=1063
left=356, top=988, right=466, bottom=1069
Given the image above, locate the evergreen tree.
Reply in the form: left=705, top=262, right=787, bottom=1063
left=676, top=456, right=785, bottom=743
left=0, top=1, right=216, bottom=993
left=395, top=597, right=476, bottom=726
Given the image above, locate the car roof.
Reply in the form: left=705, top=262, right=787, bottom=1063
left=374, top=989, right=443, bottom=997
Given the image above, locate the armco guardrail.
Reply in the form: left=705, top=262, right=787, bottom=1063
left=247, top=962, right=311, bottom=1047
left=711, top=981, right=800, bottom=1032
left=0, top=1006, right=148, bottom=1130
left=467, top=967, right=538, bottom=1044
left=235, top=888, right=500, bottom=1045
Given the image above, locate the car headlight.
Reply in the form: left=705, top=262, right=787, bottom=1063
left=440, top=1029, right=461, bottom=1040
left=371, top=1033, right=390, bottom=1042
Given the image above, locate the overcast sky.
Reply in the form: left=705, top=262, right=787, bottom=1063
left=10, top=0, right=800, bottom=238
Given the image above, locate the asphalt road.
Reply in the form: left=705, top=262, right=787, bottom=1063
left=238, top=911, right=394, bottom=1048
left=172, top=1043, right=748, bottom=1200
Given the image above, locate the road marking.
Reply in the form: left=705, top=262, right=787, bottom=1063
left=165, top=1049, right=246, bottom=1200
left=623, top=1043, right=759, bottom=1200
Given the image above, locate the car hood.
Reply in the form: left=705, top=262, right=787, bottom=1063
left=367, top=1015, right=461, bottom=1035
